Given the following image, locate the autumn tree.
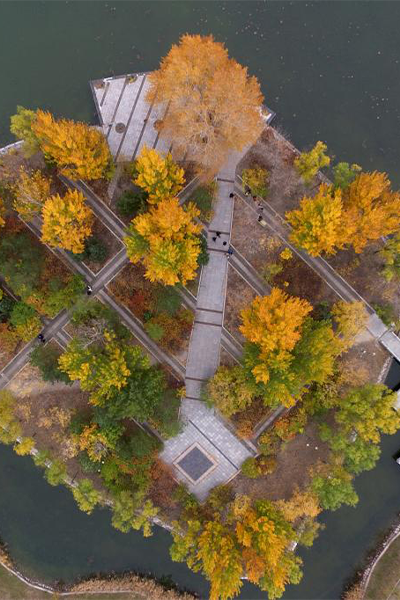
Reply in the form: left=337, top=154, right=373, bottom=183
left=147, top=34, right=264, bottom=174
left=242, top=166, right=269, bottom=198
left=13, top=167, right=51, bottom=219
left=341, top=171, right=400, bottom=253
left=124, top=197, right=202, bottom=286
left=111, top=490, right=158, bottom=537
left=44, top=459, right=67, bottom=486
left=275, top=486, right=321, bottom=523
left=41, top=189, right=93, bottom=254
left=58, top=331, right=147, bottom=405
left=380, top=233, right=400, bottom=282
left=331, top=300, right=369, bottom=350
left=71, top=478, right=102, bottom=514
left=333, top=162, right=361, bottom=190
left=286, top=184, right=343, bottom=256
left=294, top=141, right=330, bottom=184
left=311, top=462, right=358, bottom=511
left=240, top=288, right=312, bottom=385
left=14, top=437, right=35, bottom=456
left=32, top=110, right=113, bottom=180
left=9, top=301, right=41, bottom=341
left=0, top=391, right=21, bottom=444
left=133, top=146, right=185, bottom=203
left=334, top=384, right=400, bottom=444
left=10, top=106, right=41, bottom=157
left=206, top=366, right=256, bottom=417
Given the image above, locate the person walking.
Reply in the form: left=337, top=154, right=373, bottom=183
left=86, top=285, right=93, bottom=296
left=37, top=333, right=46, bottom=344
left=226, top=246, right=234, bottom=258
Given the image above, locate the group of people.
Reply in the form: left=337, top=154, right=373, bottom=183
left=244, top=187, right=264, bottom=222
left=210, top=230, right=234, bottom=257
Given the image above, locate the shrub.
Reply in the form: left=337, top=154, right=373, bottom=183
left=242, top=166, right=269, bottom=198
left=144, top=321, right=165, bottom=341
left=0, top=294, right=15, bottom=321
left=45, top=459, right=67, bottom=486
left=75, top=236, right=108, bottom=264
left=9, top=302, right=41, bottom=341
left=153, top=285, right=182, bottom=316
left=241, top=457, right=260, bottom=478
left=30, top=344, right=71, bottom=384
left=372, top=302, right=398, bottom=327
left=197, top=235, right=209, bottom=266
left=78, top=451, right=101, bottom=473
left=257, top=456, right=277, bottom=475
left=116, top=189, right=148, bottom=217
left=189, top=183, right=216, bottom=221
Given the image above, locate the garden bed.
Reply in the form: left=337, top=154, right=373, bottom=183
left=107, top=263, right=194, bottom=366
left=74, top=217, right=123, bottom=274
left=224, top=266, right=257, bottom=343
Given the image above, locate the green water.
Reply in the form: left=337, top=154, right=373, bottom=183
left=1, top=1, right=400, bottom=598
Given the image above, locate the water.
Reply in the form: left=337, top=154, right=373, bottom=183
left=1, top=2, right=400, bottom=598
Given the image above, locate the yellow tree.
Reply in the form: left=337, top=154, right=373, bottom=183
left=0, top=197, right=5, bottom=228
left=32, top=110, right=113, bottom=180
left=275, top=487, right=321, bottom=523
left=133, top=146, right=185, bottom=203
left=13, top=167, right=51, bottom=219
left=147, top=34, right=264, bottom=175
left=240, top=288, right=312, bottom=384
left=332, top=300, right=369, bottom=350
left=124, top=198, right=202, bottom=285
left=294, top=141, right=330, bottom=184
left=41, top=189, right=93, bottom=253
left=340, top=171, right=400, bottom=253
left=286, top=184, right=344, bottom=256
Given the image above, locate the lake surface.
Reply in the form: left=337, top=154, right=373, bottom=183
left=1, top=2, right=400, bottom=598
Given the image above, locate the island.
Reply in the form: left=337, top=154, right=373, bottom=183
left=1, top=34, right=400, bottom=600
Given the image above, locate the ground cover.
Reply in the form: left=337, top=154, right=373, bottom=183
left=108, top=263, right=194, bottom=365
left=365, top=534, right=400, bottom=600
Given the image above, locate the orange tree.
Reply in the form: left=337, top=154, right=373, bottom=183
left=240, top=288, right=342, bottom=407
left=147, top=34, right=264, bottom=175
left=287, top=171, right=400, bottom=256
left=32, top=110, right=113, bottom=180
left=41, top=189, right=93, bottom=254
left=170, top=495, right=302, bottom=600
left=13, top=167, right=51, bottom=219
left=124, top=197, right=202, bottom=286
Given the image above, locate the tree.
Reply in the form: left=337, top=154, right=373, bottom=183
left=111, top=490, right=157, bottom=536
left=0, top=391, right=21, bottom=444
left=0, top=198, right=5, bottom=228
left=106, top=366, right=166, bottom=422
left=58, top=331, right=146, bottom=405
left=131, top=499, right=159, bottom=537
left=242, top=166, right=269, bottom=198
left=147, top=34, right=264, bottom=174
left=32, top=110, right=113, bottom=180
left=13, top=167, right=51, bottom=219
left=311, top=464, right=358, bottom=511
left=77, top=423, right=114, bottom=461
left=240, top=288, right=312, bottom=385
left=206, top=366, right=255, bottom=417
left=14, top=437, right=35, bottom=456
left=10, top=106, right=40, bottom=157
left=325, top=431, right=381, bottom=475
left=133, top=146, right=185, bottom=203
left=71, top=478, right=102, bottom=514
left=275, top=487, right=321, bottom=523
left=45, top=459, right=67, bottom=486
left=380, top=233, right=400, bottom=282
left=0, top=231, right=44, bottom=301
left=41, top=189, right=93, bottom=254
left=340, top=171, right=400, bottom=253
left=331, top=300, right=369, bottom=350
left=286, top=184, right=344, bottom=256
left=9, top=302, right=41, bottom=341
left=294, top=141, right=330, bottom=184
left=124, top=198, right=202, bottom=286
left=333, top=162, right=361, bottom=190
left=334, top=384, right=400, bottom=444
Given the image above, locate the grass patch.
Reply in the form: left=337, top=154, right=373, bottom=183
left=365, top=534, right=400, bottom=600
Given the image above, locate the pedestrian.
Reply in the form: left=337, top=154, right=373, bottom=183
left=222, top=241, right=227, bottom=246
left=86, top=285, right=93, bottom=296
left=258, top=203, right=264, bottom=210
left=216, top=231, right=221, bottom=238
left=37, top=333, right=46, bottom=344
left=229, top=192, right=235, bottom=198
left=253, top=195, right=258, bottom=202
left=244, top=186, right=251, bottom=196
left=212, top=236, right=217, bottom=242
left=258, top=215, right=263, bottom=223
left=226, top=247, right=234, bottom=258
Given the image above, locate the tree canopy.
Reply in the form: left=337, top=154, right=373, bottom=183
left=13, top=167, right=51, bottom=219
left=10, top=106, right=41, bottom=157
left=133, top=146, right=185, bottom=203
left=41, top=189, right=93, bottom=254
left=147, top=34, right=264, bottom=174
left=294, top=141, right=330, bottom=184
left=32, top=110, right=113, bottom=180
left=124, top=197, right=202, bottom=285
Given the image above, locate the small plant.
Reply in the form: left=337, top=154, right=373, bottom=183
left=144, top=321, right=165, bottom=341
left=280, top=248, right=293, bottom=261
left=257, top=455, right=277, bottom=475
left=262, top=262, right=283, bottom=285
left=75, top=236, right=108, bottom=264
left=116, top=189, right=148, bottom=217
left=241, top=457, right=260, bottom=479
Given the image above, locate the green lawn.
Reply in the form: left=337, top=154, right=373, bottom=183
left=365, top=534, right=400, bottom=600
left=0, top=562, right=143, bottom=600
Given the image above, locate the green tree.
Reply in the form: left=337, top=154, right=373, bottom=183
left=111, top=490, right=142, bottom=533
left=311, top=464, right=358, bottom=511
left=335, top=384, right=400, bottom=444
left=333, top=162, right=361, bottom=190
left=294, top=141, right=330, bottom=184
left=30, top=344, right=71, bottom=384
left=206, top=366, right=256, bottom=417
left=71, top=478, right=102, bottom=514
left=10, top=106, right=40, bottom=156
left=0, top=232, right=44, bottom=300
left=379, top=233, right=400, bottom=282
left=0, top=391, right=21, bottom=444
left=45, top=459, right=67, bottom=486
left=326, top=432, right=381, bottom=475
left=9, top=302, right=41, bottom=341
